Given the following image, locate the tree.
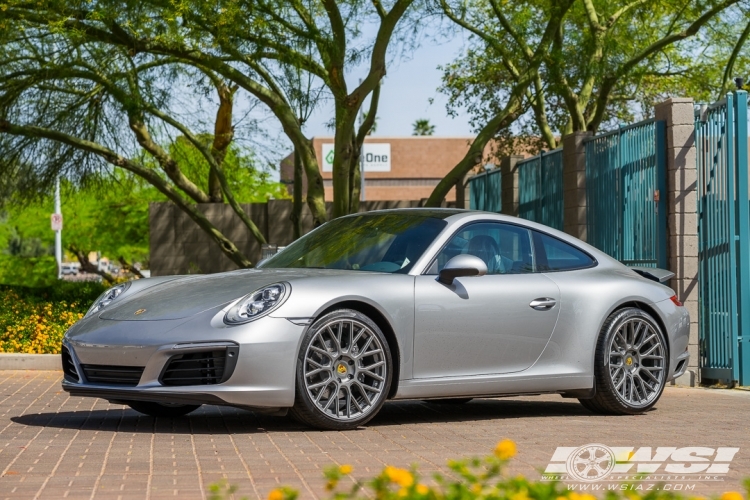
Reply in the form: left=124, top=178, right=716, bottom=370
left=424, top=0, right=577, bottom=206
left=0, top=0, right=419, bottom=245
left=412, top=118, right=435, bottom=136
left=432, top=0, right=742, bottom=193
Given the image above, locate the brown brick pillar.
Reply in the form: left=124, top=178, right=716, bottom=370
left=563, top=132, right=592, bottom=241
left=500, top=155, right=524, bottom=216
left=655, top=97, right=698, bottom=386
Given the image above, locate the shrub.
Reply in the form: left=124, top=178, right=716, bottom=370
left=0, top=282, right=105, bottom=354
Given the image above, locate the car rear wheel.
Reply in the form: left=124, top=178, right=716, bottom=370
left=580, top=308, right=668, bottom=415
left=290, top=309, right=393, bottom=430
left=126, top=401, right=201, bottom=418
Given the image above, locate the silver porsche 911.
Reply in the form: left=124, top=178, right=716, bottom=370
left=61, top=209, right=690, bottom=430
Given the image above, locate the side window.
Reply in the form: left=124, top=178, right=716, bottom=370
left=433, top=222, right=534, bottom=275
left=532, top=231, right=595, bottom=271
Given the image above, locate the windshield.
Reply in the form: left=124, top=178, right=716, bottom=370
left=260, top=213, right=447, bottom=273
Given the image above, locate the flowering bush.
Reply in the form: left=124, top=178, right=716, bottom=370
left=0, top=283, right=105, bottom=354
left=256, top=441, right=748, bottom=500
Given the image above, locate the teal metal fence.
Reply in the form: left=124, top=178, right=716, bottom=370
left=696, top=90, right=750, bottom=385
left=517, top=149, right=564, bottom=230
left=468, top=167, right=502, bottom=212
left=585, top=119, right=667, bottom=268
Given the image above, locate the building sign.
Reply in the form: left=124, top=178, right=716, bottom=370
left=322, top=143, right=391, bottom=172
left=51, top=213, right=63, bottom=231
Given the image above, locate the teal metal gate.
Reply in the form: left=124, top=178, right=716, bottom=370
left=468, top=167, right=501, bottom=212
left=585, top=119, right=667, bottom=268
left=696, top=90, right=750, bottom=385
left=517, top=149, right=564, bottom=230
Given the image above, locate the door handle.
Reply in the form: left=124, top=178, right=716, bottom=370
left=530, top=298, right=556, bottom=310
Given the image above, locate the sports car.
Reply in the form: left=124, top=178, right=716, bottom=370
left=61, top=209, right=690, bottom=430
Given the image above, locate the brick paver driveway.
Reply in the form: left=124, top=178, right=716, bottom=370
left=0, top=371, right=748, bottom=499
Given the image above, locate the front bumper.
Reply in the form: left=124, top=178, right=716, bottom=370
left=61, top=309, right=307, bottom=409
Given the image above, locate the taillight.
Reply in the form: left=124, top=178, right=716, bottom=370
left=670, top=295, right=682, bottom=307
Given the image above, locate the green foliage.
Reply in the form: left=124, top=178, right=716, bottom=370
left=438, top=0, right=748, bottom=150
left=0, top=174, right=164, bottom=285
left=412, top=119, right=435, bottom=136
left=0, top=282, right=105, bottom=353
left=169, top=137, right=290, bottom=203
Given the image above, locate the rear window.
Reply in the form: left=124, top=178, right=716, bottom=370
left=532, top=231, right=595, bottom=271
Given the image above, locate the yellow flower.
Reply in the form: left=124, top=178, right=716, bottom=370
left=471, top=483, right=482, bottom=494
left=416, top=484, right=430, bottom=495
left=267, top=489, right=284, bottom=500
left=339, top=464, right=352, bottom=475
left=385, top=466, right=414, bottom=487
left=494, top=439, right=517, bottom=460
left=398, top=488, right=409, bottom=497
left=721, top=493, right=744, bottom=500
left=511, top=490, right=529, bottom=500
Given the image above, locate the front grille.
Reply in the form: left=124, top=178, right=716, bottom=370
left=61, top=346, right=79, bottom=382
left=81, top=364, right=144, bottom=386
left=160, top=347, right=238, bottom=386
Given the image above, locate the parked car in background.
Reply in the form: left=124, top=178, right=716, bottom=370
left=60, top=263, right=79, bottom=275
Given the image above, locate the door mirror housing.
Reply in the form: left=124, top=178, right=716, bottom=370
left=437, top=254, right=488, bottom=285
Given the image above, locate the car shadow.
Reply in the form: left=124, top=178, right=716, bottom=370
left=11, top=397, right=600, bottom=434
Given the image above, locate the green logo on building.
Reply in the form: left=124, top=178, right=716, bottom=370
left=325, top=149, right=335, bottom=165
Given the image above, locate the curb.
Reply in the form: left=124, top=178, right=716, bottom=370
left=0, top=354, right=61, bottom=370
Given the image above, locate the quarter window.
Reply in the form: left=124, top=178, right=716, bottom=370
left=432, top=222, right=534, bottom=275
left=532, top=231, right=594, bottom=271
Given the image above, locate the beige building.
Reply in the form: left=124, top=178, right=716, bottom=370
left=281, top=136, right=489, bottom=202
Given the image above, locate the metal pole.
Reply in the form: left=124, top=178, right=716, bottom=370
left=359, top=81, right=366, bottom=202
left=54, top=176, right=62, bottom=279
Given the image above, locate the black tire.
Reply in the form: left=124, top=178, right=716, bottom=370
left=290, top=309, right=393, bottom=430
left=126, top=401, right=201, bottom=418
left=580, top=308, right=668, bottom=415
left=424, top=398, right=473, bottom=405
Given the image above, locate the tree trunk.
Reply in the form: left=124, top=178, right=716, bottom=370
left=69, top=245, right=116, bottom=284
left=291, top=148, right=303, bottom=239
left=331, top=107, right=358, bottom=218
left=297, top=139, right=327, bottom=227
left=209, top=83, right=237, bottom=203
left=118, top=256, right=145, bottom=279
left=348, top=131, right=362, bottom=213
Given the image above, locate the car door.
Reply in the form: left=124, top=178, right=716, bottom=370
left=413, top=222, right=560, bottom=378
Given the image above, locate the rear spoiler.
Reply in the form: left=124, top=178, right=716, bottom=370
left=629, top=266, right=675, bottom=284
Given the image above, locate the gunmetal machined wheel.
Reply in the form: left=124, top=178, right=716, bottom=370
left=291, top=309, right=393, bottom=430
left=580, top=308, right=668, bottom=415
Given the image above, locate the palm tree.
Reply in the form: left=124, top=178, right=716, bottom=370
left=412, top=119, right=435, bottom=136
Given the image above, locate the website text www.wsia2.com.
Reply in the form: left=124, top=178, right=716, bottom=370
left=540, top=444, right=740, bottom=491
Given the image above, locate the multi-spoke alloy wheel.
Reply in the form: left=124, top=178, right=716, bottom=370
left=580, top=308, right=668, bottom=415
left=291, top=309, right=392, bottom=430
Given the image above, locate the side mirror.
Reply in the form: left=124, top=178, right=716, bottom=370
left=438, top=254, right=488, bottom=285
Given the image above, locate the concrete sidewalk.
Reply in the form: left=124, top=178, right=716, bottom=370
left=0, top=371, right=748, bottom=499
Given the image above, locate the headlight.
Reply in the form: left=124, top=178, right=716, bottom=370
left=224, top=283, right=289, bottom=325
left=85, top=282, right=131, bottom=317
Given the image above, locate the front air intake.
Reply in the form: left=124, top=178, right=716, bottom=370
left=160, top=347, right=239, bottom=386
left=61, top=346, right=79, bottom=382
left=80, top=364, right=144, bottom=386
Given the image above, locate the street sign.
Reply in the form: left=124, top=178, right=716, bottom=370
left=51, top=213, right=63, bottom=231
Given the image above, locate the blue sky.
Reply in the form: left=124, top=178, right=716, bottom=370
left=300, top=31, right=474, bottom=138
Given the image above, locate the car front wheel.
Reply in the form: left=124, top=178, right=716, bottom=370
left=290, top=309, right=393, bottom=430
left=580, top=308, right=668, bottom=415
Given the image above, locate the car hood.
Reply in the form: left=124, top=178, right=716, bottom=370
left=97, top=268, right=363, bottom=321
